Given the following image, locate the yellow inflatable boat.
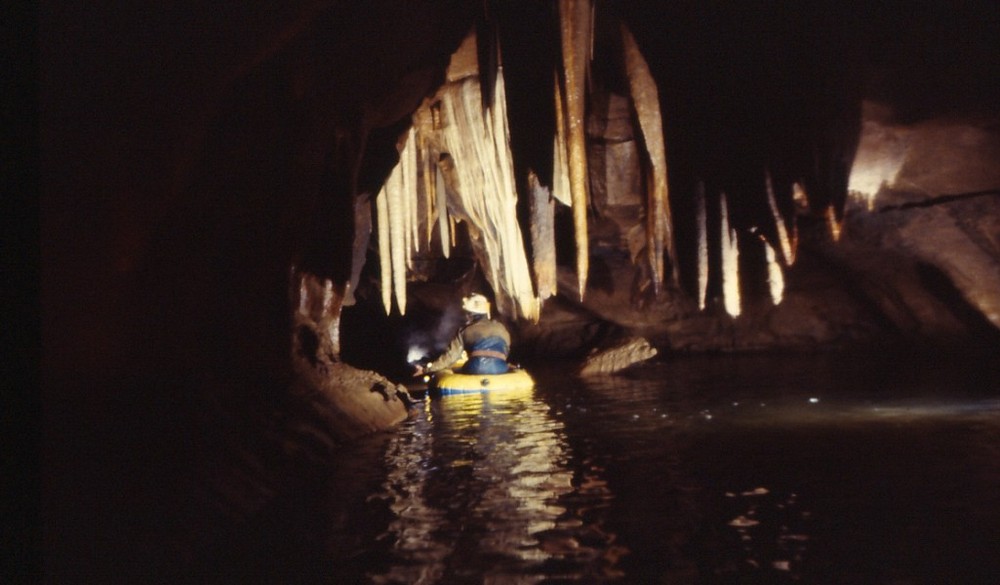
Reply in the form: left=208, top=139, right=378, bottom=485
left=430, top=367, right=535, bottom=396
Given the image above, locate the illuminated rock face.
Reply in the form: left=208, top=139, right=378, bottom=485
left=292, top=272, right=410, bottom=437
left=835, top=104, right=1000, bottom=336
left=578, top=337, right=658, bottom=376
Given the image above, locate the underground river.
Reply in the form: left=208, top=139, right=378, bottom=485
left=174, top=349, right=1000, bottom=583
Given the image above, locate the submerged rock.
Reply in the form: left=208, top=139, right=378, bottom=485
left=578, top=336, right=658, bottom=376
left=290, top=362, right=412, bottom=444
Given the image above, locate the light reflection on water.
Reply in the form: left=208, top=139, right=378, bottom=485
left=367, top=388, right=623, bottom=584
left=341, top=351, right=1000, bottom=584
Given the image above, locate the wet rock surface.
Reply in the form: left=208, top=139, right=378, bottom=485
left=578, top=336, right=659, bottom=376
left=292, top=272, right=413, bottom=441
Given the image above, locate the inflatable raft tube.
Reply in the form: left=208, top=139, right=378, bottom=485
left=432, top=367, right=535, bottom=396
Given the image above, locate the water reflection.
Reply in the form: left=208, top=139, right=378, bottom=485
left=552, top=354, right=1000, bottom=583
left=368, top=388, right=621, bottom=584
left=343, top=351, right=1000, bottom=583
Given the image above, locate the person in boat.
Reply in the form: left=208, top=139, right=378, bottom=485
left=413, top=293, right=511, bottom=376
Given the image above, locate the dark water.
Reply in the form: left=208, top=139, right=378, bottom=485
left=271, top=351, right=1000, bottom=584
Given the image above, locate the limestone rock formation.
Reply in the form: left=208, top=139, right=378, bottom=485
left=292, top=272, right=412, bottom=442
left=578, top=337, right=659, bottom=376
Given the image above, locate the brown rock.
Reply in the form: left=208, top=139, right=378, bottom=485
left=578, top=336, right=658, bottom=376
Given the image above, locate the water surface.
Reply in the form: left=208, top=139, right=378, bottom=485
left=319, top=350, right=1000, bottom=583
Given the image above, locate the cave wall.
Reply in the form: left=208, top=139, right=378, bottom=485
left=41, top=2, right=480, bottom=578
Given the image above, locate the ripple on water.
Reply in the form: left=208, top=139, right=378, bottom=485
left=337, top=351, right=1000, bottom=583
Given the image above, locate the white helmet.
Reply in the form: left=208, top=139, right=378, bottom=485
left=461, top=293, right=491, bottom=317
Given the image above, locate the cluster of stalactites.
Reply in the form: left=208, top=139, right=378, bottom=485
left=552, top=1, right=680, bottom=301
left=376, top=31, right=540, bottom=321
left=694, top=174, right=803, bottom=317
left=374, top=1, right=682, bottom=320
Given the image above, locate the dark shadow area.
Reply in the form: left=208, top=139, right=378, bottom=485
left=916, top=260, right=1000, bottom=346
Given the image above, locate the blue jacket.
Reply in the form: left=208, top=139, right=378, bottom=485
left=425, top=316, right=511, bottom=374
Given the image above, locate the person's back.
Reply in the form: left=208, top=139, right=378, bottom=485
left=459, top=314, right=510, bottom=374
left=414, top=293, right=511, bottom=376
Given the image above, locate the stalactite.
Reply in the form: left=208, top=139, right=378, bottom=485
left=720, top=191, right=741, bottom=318
left=696, top=181, right=708, bottom=311
left=792, top=181, right=809, bottom=210
left=449, top=213, right=458, bottom=249
left=763, top=238, right=785, bottom=306
left=826, top=204, right=843, bottom=242
left=436, top=62, right=539, bottom=320
left=321, top=278, right=341, bottom=355
left=426, top=32, right=539, bottom=320
left=407, top=128, right=420, bottom=256
left=551, top=72, right=572, bottom=207
left=346, top=192, right=372, bottom=307
left=528, top=170, right=557, bottom=300
left=421, top=131, right=435, bottom=248
left=621, top=22, right=678, bottom=293
left=558, top=0, right=592, bottom=301
left=376, top=185, right=392, bottom=315
left=765, top=169, right=795, bottom=266
left=369, top=28, right=556, bottom=321
left=401, top=127, right=417, bottom=269
left=386, top=157, right=408, bottom=315
left=447, top=79, right=502, bottom=289
left=341, top=125, right=370, bottom=308
left=435, top=165, right=450, bottom=258
left=488, top=67, right=525, bottom=301
left=790, top=181, right=805, bottom=260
